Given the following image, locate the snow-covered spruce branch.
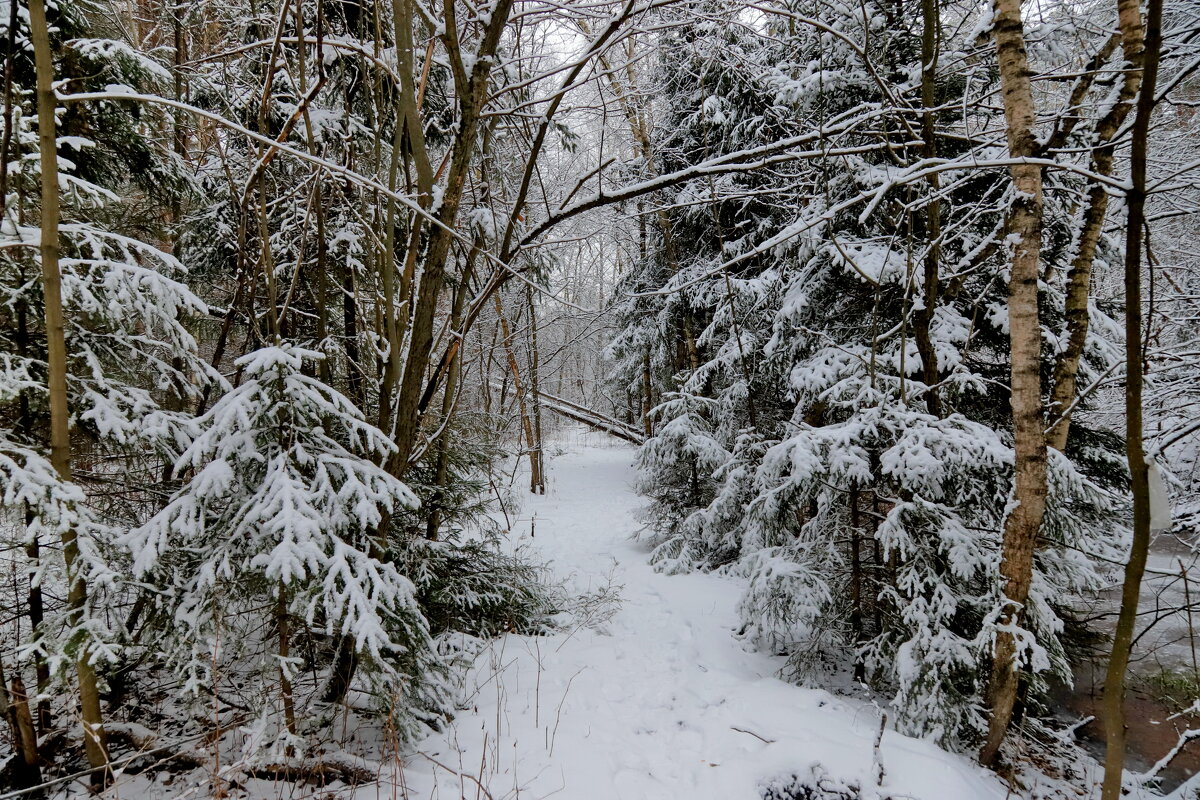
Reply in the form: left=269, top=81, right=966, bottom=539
left=55, top=89, right=494, bottom=275
left=55, top=88, right=587, bottom=315
left=416, top=108, right=918, bottom=422
left=629, top=155, right=1131, bottom=300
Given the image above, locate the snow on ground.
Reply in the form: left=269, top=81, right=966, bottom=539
left=383, top=431, right=1011, bottom=800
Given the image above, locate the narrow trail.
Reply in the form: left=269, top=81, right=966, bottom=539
left=389, top=432, right=1009, bottom=800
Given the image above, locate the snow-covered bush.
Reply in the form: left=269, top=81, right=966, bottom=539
left=399, top=534, right=558, bottom=639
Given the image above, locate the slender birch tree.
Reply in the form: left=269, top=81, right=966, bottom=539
left=978, top=0, right=1049, bottom=765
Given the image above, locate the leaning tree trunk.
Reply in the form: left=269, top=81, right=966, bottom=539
left=29, top=0, right=110, bottom=783
left=979, top=0, right=1049, bottom=766
left=425, top=245, right=479, bottom=539
left=1046, top=24, right=1144, bottom=452
left=1100, top=0, right=1162, bottom=793
left=390, top=0, right=515, bottom=474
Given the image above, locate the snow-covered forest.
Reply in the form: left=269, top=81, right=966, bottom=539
left=0, top=0, right=1198, bottom=796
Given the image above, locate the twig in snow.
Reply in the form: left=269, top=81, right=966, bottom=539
left=416, top=751, right=497, bottom=800
left=873, top=711, right=888, bottom=787
left=1169, top=700, right=1200, bottom=720
left=550, top=668, right=586, bottom=758
left=534, top=637, right=543, bottom=730
left=731, top=726, right=776, bottom=744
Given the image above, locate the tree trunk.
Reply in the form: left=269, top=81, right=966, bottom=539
left=913, top=0, right=942, bottom=417
left=526, top=285, right=546, bottom=495
left=343, top=260, right=363, bottom=407
left=29, top=0, right=110, bottom=783
left=0, top=662, right=41, bottom=790
left=494, top=295, right=540, bottom=491
left=278, top=583, right=297, bottom=742
left=18, top=298, right=51, bottom=734
left=25, top=518, right=51, bottom=734
left=1100, top=0, right=1162, bottom=792
left=979, top=0, right=1048, bottom=766
left=425, top=247, right=478, bottom=539
left=293, top=0, right=332, bottom=386
left=0, top=0, right=14, bottom=205
left=10, top=675, right=42, bottom=787
left=850, top=485, right=865, bottom=682
left=390, top=0, right=515, bottom=473
left=1046, top=21, right=1144, bottom=452
left=642, top=349, right=653, bottom=437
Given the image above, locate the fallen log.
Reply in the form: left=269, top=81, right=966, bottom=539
left=540, top=399, right=645, bottom=444
left=489, top=381, right=645, bottom=444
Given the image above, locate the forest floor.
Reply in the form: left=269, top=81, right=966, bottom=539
left=382, top=430, right=1013, bottom=800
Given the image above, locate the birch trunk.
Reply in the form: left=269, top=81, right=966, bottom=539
left=979, top=0, right=1048, bottom=765
left=1046, top=18, right=1144, bottom=452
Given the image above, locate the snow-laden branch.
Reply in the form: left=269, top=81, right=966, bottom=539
left=56, top=88, right=591, bottom=315
left=630, top=155, right=1131, bottom=299
left=60, top=89, right=434, bottom=225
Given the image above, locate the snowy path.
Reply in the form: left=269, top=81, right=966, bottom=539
left=388, top=434, right=1010, bottom=800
